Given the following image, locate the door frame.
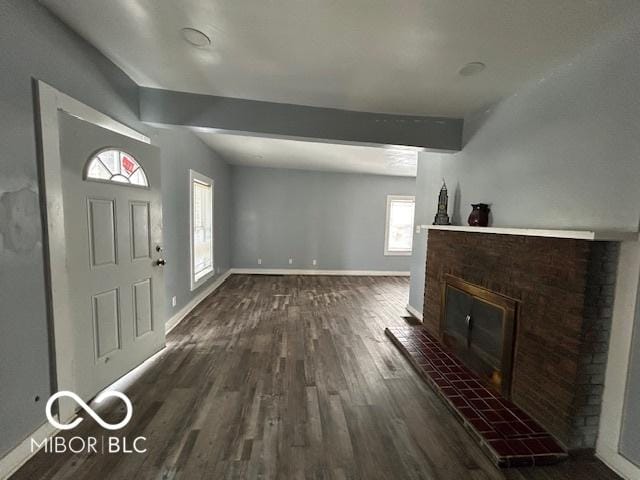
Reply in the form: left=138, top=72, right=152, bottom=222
left=597, top=241, right=640, bottom=479
left=35, top=80, right=150, bottom=421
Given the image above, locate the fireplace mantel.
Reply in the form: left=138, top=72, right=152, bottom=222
left=424, top=224, right=638, bottom=242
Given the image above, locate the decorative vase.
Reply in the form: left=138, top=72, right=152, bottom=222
left=468, top=203, right=490, bottom=227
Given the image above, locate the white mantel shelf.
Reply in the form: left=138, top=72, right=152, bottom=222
left=424, top=225, right=639, bottom=242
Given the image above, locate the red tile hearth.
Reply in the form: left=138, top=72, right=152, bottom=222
left=385, top=326, right=568, bottom=468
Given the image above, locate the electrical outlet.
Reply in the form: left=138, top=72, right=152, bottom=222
left=312, top=259, right=317, bottom=266
left=257, top=258, right=262, bottom=265
left=288, top=258, right=293, bottom=264
left=171, top=296, right=177, bottom=307
left=416, top=225, right=421, bottom=234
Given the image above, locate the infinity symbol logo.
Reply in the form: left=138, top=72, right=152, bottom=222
left=46, top=390, right=133, bottom=431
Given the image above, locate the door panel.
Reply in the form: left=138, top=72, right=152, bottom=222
left=133, top=278, right=153, bottom=337
left=92, top=288, right=121, bottom=358
left=59, top=112, right=165, bottom=402
left=87, top=198, right=117, bottom=267
left=130, top=201, right=151, bottom=260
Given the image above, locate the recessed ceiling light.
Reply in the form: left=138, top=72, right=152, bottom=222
left=458, top=62, right=486, bottom=77
left=181, top=27, right=211, bottom=48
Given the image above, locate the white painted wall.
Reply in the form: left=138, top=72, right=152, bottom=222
left=408, top=6, right=640, bottom=478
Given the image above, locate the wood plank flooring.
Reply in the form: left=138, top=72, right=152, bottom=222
left=12, top=275, right=621, bottom=479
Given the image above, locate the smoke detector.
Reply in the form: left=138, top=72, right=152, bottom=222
left=458, top=62, right=486, bottom=77
left=181, top=28, right=211, bottom=48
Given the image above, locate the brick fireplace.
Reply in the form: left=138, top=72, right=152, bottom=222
left=422, top=229, right=619, bottom=451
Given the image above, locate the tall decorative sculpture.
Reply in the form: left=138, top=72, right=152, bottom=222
left=433, top=179, right=451, bottom=225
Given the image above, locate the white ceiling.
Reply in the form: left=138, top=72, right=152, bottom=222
left=42, top=0, right=632, bottom=117
left=195, top=131, right=419, bottom=177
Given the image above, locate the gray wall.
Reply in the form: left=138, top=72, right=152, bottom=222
left=154, top=127, right=231, bottom=319
left=0, top=0, right=231, bottom=458
left=231, top=166, right=415, bottom=272
left=408, top=6, right=640, bottom=314
left=407, top=153, right=452, bottom=312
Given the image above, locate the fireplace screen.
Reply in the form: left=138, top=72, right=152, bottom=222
left=441, top=275, right=517, bottom=397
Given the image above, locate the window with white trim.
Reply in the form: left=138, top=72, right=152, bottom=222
left=190, top=170, right=214, bottom=290
left=384, top=195, right=415, bottom=255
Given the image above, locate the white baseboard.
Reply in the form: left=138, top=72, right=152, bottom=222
left=229, top=268, right=410, bottom=276
left=405, top=304, right=423, bottom=321
left=0, top=421, right=59, bottom=479
left=165, top=269, right=232, bottom=334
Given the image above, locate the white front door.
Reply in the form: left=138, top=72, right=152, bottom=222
left=58, top=112, right=165, bottom=403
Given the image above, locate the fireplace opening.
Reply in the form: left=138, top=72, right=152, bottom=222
left=441, top=275, right=517, bottom=397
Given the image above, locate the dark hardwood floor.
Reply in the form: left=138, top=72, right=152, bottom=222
left=13, top=275, right=621, bottom=479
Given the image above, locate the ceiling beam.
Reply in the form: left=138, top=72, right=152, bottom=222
left=139, top=88, right=462, bottom=152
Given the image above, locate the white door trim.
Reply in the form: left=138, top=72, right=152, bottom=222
left=35, top=80, right=150, bottom=421
left=596, top=240, right=640, bottom=480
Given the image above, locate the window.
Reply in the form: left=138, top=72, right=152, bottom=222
left=384, top=195, right=415, bottom=255
left=85, top=149, right=148, bottom=187
left=190, top=170, right=214, bottom=290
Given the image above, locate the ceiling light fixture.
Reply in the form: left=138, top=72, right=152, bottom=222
left=458, top=62, right=486, bottom=77
left=181, top=27, right=211, bottom=48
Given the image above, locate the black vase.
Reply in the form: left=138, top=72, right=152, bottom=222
left=468, top=203, right=490, bottom=227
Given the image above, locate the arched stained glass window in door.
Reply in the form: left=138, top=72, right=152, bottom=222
left=85, top=149, right=148, bottom=187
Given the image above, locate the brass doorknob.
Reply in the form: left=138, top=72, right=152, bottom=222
left=155, top=258, right=167, bottom=266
